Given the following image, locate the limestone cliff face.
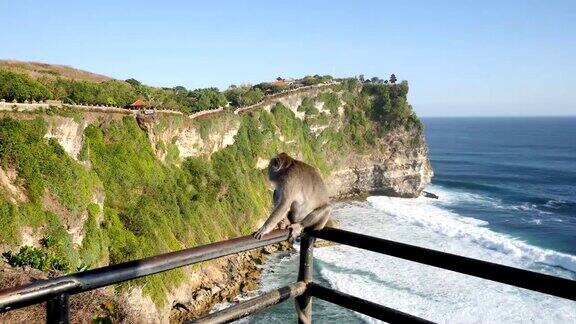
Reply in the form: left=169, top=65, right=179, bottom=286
left=43, top=117, right=86, bottom=161
left=136, top=113, right=241, bottom=162
left=328, top=126, right=433, bottom=198
left=135, top=85, right=432, bottom=198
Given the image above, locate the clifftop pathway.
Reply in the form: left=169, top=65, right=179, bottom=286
left=0, top=82, right=340, bottom=119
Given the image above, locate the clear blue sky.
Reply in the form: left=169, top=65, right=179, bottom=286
left=1, top=0, right=575, bottom=116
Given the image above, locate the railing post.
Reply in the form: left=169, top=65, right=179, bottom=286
left=296, top=234, right=315, bottom=324
left=46, top=294, right=69, bottom=324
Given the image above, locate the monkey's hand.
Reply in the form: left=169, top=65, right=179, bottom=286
left=252, top=226, right=270, bottom=240
left=288, top=223, right=303, bottom=242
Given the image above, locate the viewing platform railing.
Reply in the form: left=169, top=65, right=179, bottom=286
left=0, top=227, right=575, bottom=324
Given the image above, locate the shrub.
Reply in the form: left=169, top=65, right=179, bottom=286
left=0, top=117, right=98, bottom=214
left=0, top=69, right=51, bottom=102
left=319, top=92, right=339, bottom=114
left=362, top=80, right=421, bottom=132
left=79, top=204, right=108, bottom=268
left=297, top=97, right=319, bottom=115
left=225, top=86, right=264, bottom=107
left=186, top=88, right=228, bottom=112
left=301, top=75, right=332, bottom=86
left=0, top=198, right=19, bottom=244
left=2, top=246, right=69, bottom=272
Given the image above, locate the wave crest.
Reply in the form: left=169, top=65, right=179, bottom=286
left=367, top=194, right=576, bottom=273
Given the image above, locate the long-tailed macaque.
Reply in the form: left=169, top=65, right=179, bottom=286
left=253, top=153, right=331, bottom=240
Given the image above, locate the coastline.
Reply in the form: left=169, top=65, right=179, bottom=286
left=169, top=242, right=294, bottom=322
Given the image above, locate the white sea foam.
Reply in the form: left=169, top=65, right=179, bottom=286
left=545, top=199, right=568, bottom=209
left=366, top=193, right=576, bottom=273
left=429, top=184, right=558, bottom=216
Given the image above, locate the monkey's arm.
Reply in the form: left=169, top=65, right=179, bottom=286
left=252, top=197, right=292, bottom=240
left=272, top=188, right=280, bottom=206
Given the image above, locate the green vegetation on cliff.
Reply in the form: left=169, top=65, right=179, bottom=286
left=0, top=79, right=423, bottom=305
left=0, top=117, right=98, bottom=243
left=0, top=67, right=336, bottom=113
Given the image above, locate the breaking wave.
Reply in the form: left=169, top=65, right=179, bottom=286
left=366, top=192, right=576, bottom=273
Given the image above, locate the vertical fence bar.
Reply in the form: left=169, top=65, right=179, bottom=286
left=296, top=235, right=315, bottom=324
left=46, top=294, right=69, bottom=324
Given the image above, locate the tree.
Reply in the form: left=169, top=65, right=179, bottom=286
left=173, top=86, right=187, bottom=92
left=125, top=78, right=141, bottom=86
left=389, top=74, right=397, bottom=84
left=302, top=75, right=330, bottom=86
left=0, top=70, right=51, bottom=102
left=225, top=86, right=264, bottom=107
left=187, top=87, right=228, bottom=112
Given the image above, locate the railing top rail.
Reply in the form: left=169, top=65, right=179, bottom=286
left=0, top=229, right=290, bottom=312
left=1, top=226, right=574, bottom=322
left=313, top=227, right=576, bottom=301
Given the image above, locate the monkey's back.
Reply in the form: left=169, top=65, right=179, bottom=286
left=285, top=160, right=329, bottom=206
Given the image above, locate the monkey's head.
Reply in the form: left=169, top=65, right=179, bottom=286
left=268, top=152, right=294, bottom=183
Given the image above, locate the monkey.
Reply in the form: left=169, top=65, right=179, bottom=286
left=252, top=152, right=331, bottom=241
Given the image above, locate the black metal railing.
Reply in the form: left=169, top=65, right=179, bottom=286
left=1, top=227, right=575, bottom=324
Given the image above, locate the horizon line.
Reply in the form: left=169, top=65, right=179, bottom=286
left=420, top=115, right=576, bottom=118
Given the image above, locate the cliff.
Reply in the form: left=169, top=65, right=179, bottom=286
left=0, top=79, right=432, bottom=322
left=328, top=125, right=431, bottom=198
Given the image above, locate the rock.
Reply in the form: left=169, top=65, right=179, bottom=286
left=315, top=239, right=338, bottom=248
left=210, top=286, right=222, bottom=295
left=263, top=245, right=278, bottom=254
left=422, top=191, right=439, bottom=199
left=173, top=302, right=189, bottom=312
left=240, top=281, right=258, bottom=293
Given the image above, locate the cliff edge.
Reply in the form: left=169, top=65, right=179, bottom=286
left=0, top=78, right=432, bottom=322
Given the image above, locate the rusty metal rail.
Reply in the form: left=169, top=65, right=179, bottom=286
left=315, top=227, right=576, bottom=301
left=190, top=281, right=307, bottom=324
left=0, top=229, right=290, bottom=315
left=1, top=226, right=575, bottom=324
left=308, top=283, right=433, bottom=324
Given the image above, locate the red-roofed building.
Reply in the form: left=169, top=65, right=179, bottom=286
left=127, top=100, right=146, bottom=109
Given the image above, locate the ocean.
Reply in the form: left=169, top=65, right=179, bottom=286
left=235, top=117, right=576, bottom=323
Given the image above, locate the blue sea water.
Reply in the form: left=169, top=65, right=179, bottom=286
left=425, top=117, right=576, bottom=256
left=228, top=117, right=576, bottom=323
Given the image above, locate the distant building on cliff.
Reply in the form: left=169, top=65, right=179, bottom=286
left=127, top=100, right=146, bottom=110
left=273, top=77, right=295, bottom=87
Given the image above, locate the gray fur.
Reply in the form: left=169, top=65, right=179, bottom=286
left=253, top=153, right=331, bottom=240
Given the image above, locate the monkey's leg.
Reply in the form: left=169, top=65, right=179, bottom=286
left=289, top=205, right=331, bottom=240
left=301, top=204, right=331, bottom=229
